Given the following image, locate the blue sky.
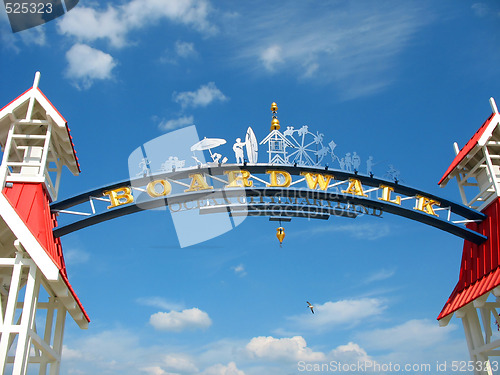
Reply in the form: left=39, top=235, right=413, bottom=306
left=2, top=1, right=500, bottom=374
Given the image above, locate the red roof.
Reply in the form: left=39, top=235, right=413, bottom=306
left=438, top=197, right=500, bottom=320
left=36, top=88, right=81, bottom=173
left=3, top=182, right=89, bottom=323
left=0, top=85, right=81, bottom=174
left=438, top=113, right=496, bottom=186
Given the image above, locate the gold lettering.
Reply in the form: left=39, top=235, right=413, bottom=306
left=300, top=172, right=333, bottom=190
left=414, top=195, right=440, bottom=216
left=341, top=178, right=368, bottom=197
left=103, top=187, right=134, bottom=209
left=184, top=173, right=214, bottom=192
left=146, top=179, right=172, bottom=197
left=266, top=170, right=292, bottom=187
left=378, top=185, right=401, bottom=205
left=224, top=170, right=253, bottom=188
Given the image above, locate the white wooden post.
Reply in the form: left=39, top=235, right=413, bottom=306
left=0, top=252, right=24, bottom=373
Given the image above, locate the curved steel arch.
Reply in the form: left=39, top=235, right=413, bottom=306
left=51, top=164, right=487, bottom=244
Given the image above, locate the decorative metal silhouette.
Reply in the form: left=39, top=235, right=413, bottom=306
left=138, top=158, right=151, bottom=177
left=344, top=153, right=352, bottom=172
left=366, top=156, right=374, bottom=175
left=285, top=126, right=329, bottom=166
left=352, top=152, right=361, bottom=171
left=191, top=137, right=227, bottom=165
left=260, top=103, right=294, bottom=164
left=385, top=164, right=401, bottom=181
left=276, top=226, right=285, bottom=247
left=161, top=156, right=185, bottom=172
left=233, top=138, right=245, bottom=164
left=245, top=127, right=258, bottom=163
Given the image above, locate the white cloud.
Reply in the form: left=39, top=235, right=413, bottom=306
left=163, top=353, right=199, bottom=373
left=19, top=27, right=46, bottom=46
left=285, top=298, right=387, bottom=332
left=65, top=43, right=116, bottom=89
left=175, top=40, right=197, bottom=58
left=60, top=323, right=465, bottom=375
left=159, top=41, right=197, bottom=64
left=140, top=367, right=171, bottom=375
left=359, top=319, right=455, bottom=352
left=157, top=115, right=194, bottom=131
left=150, top=307, right=212, bottom=331
left=61, top=329, right=146, bottom=373
left=57, top=0, right=216, bottom=48
left=357, top=319, right=467, bottom=364
left=233, top=2, right=428, bottom=99
left=329, top=342, right=371, bottom=363
left=472, top=3, right=500, bottom=18
left=260, top=45, right=283, bottom=71
left=64, top=248, right=90, bottom=265
left=201, top=361, right=245, bottom=375
left=246, top=336, right=325, bottom=362
left=62, top=345, right=83, bottom=360
left=472, top=3, right=488, bottom=17
left=296, top=222, right=391, bottom=240
left=0, top=25, right=18, bottom=53
left=136, top=296, right=184, bottom=311
left=364, top=268, right=396, bottom=284
left=231, top=264, right=247, bottom=277
left=58, top=6, right=127, bottom=47
left=62, top=329, right=247, bottom=375
left=173, top=82, right=228, bottom=109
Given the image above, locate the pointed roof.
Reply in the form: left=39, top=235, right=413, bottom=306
left=438, top=101, right=500, bottom=187
left=259, top=129, right=294, bottom=147
left=0, top=72, right=80, bottom=175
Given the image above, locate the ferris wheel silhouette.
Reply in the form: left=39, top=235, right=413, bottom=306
left=284, top=125, right=329, bottom=167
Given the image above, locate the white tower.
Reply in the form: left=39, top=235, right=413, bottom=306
left=0, top=73, right=88, bottom=375
left=438, top=98, right=500, bottom=374
left=259, top=102, right=293, bottom=164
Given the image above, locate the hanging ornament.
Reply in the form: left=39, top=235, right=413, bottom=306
left=276, top=226, right=285, bottom=247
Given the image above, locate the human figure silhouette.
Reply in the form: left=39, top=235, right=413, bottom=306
left=352, top=152, right=360, bottom=171
left=366, top=156, right=374, bottom=175
left=344, top=153, right=352, bottom=171
left=233, top=138, right=245, bottom=163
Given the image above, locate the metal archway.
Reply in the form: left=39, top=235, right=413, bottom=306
left=51, top=164, right=486, bottom=244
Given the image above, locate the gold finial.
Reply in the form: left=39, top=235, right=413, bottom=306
left=276, top=226, right=285, bottom=247
left=271, top=118, right=280, bottom=131
left=270, top=102, right=280, bottom=131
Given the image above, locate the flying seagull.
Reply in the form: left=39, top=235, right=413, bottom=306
left=306, top=301, right=314, bottom=314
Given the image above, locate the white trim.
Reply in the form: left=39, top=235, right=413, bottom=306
left=478, top=113, right=500, bottom=147
left=0, top=193, right=60, bottom=280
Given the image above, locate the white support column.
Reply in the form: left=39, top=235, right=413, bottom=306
left=39, top=123, right=52, bottom=179
left=12, top=262, right=40, bottom=375
left=482, top=146, right=500, bottom=196
left=39, top=297, right=56, bottom=375
left=49, top=302, right=66, bottom=375
left=0, top=122, right=16, bottom=188
left=0, top=252, right=24, bottom=373
left=459, top=306, right=489, bottom=375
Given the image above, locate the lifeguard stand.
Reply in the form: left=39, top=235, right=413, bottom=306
left=438, top=98, right=500, bottom=374
left=0, top=73, right=89, bottom=375
left=260, top=102, right=293, bottom=164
